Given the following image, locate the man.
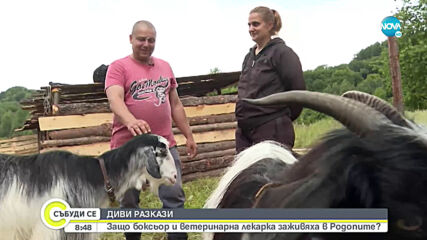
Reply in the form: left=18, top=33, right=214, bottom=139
left=105, top=20, right=196, bottom=240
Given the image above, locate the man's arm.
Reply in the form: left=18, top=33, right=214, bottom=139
left=169, top=88, right=197, bottom=158
left=106, top=85, right=151, bottom=136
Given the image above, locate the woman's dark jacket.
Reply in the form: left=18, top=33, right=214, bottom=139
left=236, top=37, right=306, bottom=130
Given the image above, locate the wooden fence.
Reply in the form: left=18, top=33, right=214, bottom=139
left=36, top=95, right=238, bottom=182
left=15, top=72, right=307, bottom=182
left=0, top=135, right=39, bottom=155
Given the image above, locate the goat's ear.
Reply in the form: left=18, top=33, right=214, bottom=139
left=344, top=162, right=377, bottom=207
left=146, top=147, right=161, bottom=179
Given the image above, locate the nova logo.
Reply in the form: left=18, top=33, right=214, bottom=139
left=381, top=16, right=402, bottom=37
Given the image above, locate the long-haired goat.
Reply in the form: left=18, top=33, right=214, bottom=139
left=0, top=134, right=177, bottom=240
left=204, top=91, right=427, bottom=240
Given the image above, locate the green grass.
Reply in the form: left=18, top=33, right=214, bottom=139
left=99, top=110, right=427, bottom=240
left=294, top=117, right=341, bottom=148
left=406, top=110, right=427, bottom=125
left=294, top=109, right=427, bottom=148
left=99, top=178, right=219, bottom=240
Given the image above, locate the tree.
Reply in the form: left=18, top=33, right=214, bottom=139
left=331, top=67, right=363, bottom=88
left=354, top=42, right=384, bottom=60
left=395, top=0, right=427, bottom=109
left=356, top=74, right=384, bottom=95
left=0, top=112, right=13, bottom=138
left=0, top=87, right=34, bottom=138
left=0, top=86, right=33, bottom=102
left=210, top=67, right=221, bottom=74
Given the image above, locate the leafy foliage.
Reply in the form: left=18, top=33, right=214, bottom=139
left=296, top=0, right=426, bottom=123
left=395, top=0, right=427, bottom=109
left=1, top=1, right=425, bottom=133
left=0, top=87, right=35, bottom=138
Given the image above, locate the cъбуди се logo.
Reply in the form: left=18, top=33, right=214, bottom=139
left=381, top=16, right=402, bottom=37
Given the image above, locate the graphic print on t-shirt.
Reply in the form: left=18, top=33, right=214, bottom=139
left=129, top=76, right=170, bottom=106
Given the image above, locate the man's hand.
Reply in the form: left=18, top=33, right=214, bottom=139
left=126, top=119, right=151, bottom=136
left=186, top=138, right=197, bottom=159
left=106, top=85, right=150, bottom=136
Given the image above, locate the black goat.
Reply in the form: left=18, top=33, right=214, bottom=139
left=204, top=91, right=427, bottom=240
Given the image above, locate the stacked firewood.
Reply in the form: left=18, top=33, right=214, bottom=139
left=38, top=94, right=237, bottom=182
left=19, top=71, right=241, bottom=131
left=0, top=135, right=38, bottom=155
left=19, top=83, right=108, bottom=131
left=19, top=72, right=242, bottom=182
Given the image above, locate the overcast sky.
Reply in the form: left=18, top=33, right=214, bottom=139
left=0, top=0, right=401, bottom=92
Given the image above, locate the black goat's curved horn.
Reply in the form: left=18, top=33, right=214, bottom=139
left=243, top=90, right=392, bottom=137
left=342, top=90, right=411, bottom=128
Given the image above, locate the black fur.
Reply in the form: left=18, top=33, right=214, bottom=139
left=247, top=126, right=427, bottom=240
left=0, top=134, right=163, bottom=205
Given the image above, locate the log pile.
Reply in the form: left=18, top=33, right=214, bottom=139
left=19, top=71, right=241, bottom=130
left=36, top=95, right=238, bottom=182
left=19, top=72, right=241, bottom=182
left=0, top=135, right=38, bottom=155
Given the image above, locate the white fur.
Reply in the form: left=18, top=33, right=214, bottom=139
left=202, top=141, right=297, bottom=240
left=0, top=179, right=65, bottom=240
left=203, top=140, right=297, bottom=209
left=0, top=135, right=177, bottom=240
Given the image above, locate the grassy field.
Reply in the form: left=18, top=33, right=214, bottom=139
left=99, top=110, right=427, bottom=240
left=294, top=109, right=427, bottom=148
left=99, top=178, right=219, bottom=240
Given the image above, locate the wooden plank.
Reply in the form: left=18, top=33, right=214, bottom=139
left=180, top=95, right=237, bottom=106
left=173, top=122, right=236, bottom=134
left=0, top=143, right=12, bottom=148
left=184, top=113, right=235, bottom=126
left=38, top=103, right=235, bottom=131
left=178, top=80, right=237, bottom=97
left=40, top=142, right=110, bottom=156
left=41, top=136, right=111, bottom=148
left=182, top=168, right=226, bottom=182
left=184, top=103, right=235, bottom=117
left=39, top=129, right=236, bottom=156
left=14, top=143, right=39, bottom=151
left=54, top=96, right=237, bottom=116
left=59, top=92, right=107, bottom=101
left=174, top=129, right=235, bottom=146
left=50, top=83, right=105, bottom=94
left=14, top=150, right=39, bottom=155
left=177, top=71, right=240, bottom=85
left=0, top=143, right=39, bottom=154
left=0, top=140, right=38, bottom=148
left=60, top=98, right=109, bottom=104
left=182, top=155, right=235, bottom=175
left=177, top=140, right=235, bottom=155
left=56, top=102, right=110, bottom=115
left=0, top=135, right=37, bottom=144
left=35, top=145, right=306, bottom=161
left=180, top=148, right=235, bottom=162
left=48, top=124, right=112, bottom=140
left=39, top=113, right=113, bottom=131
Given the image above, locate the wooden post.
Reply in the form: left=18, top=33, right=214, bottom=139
left=37, top=127, right=42, bottom=153
left=51, top=88, right=60, bottom=115
left=387, top=36, right=404, bottom=113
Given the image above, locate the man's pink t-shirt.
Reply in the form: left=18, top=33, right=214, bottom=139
left=105, top=56, right=177, bottom=149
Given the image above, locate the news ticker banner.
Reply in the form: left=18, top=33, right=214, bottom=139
left=41, top=199, right=388, bottom=233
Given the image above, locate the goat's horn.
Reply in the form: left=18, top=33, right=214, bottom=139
left=243, top=90, right=391, bottom=136
left=341, top=90, right=411, bottom=128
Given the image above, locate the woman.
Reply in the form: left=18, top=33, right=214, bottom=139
left=235, top=6, right=306, bottom=153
